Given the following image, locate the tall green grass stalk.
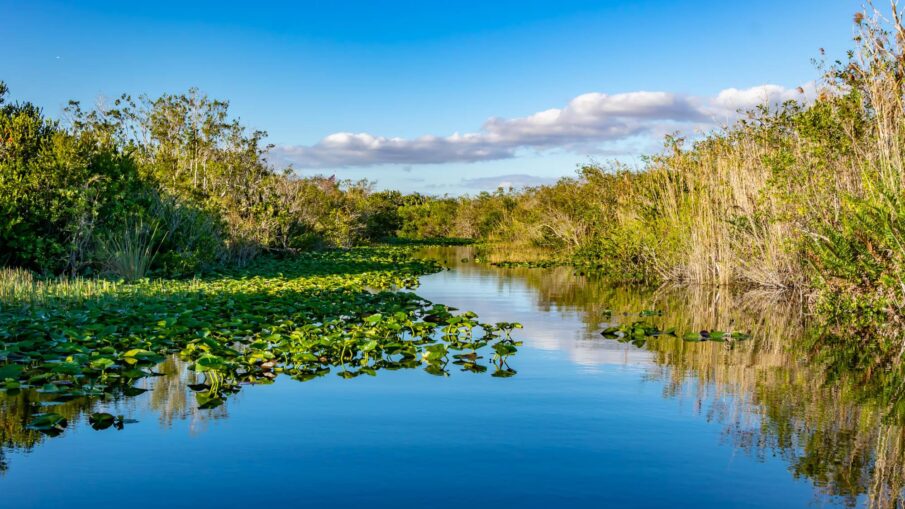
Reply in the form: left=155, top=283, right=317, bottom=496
left=99, top=218, right=165, bottom=281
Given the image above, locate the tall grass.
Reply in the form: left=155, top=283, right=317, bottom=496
left=0, top=267, right=120, bottom=307
left=0, top=266, right=210, bottom=312
left=639, top=117, right=807, bottom=287
left=98, top=217, right=164, bottom=280
left=456, top=2, right=905, bottom=320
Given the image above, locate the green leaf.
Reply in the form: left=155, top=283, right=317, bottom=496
left=89, top=412, right=116, bottom=430
left=0, top=364, right=23, bottom=380
left=27, top=413, right=68, bottom=432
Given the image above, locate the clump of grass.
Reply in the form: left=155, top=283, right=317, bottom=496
left=98, top=217, right=164, bottom=281
left=0, top=267, right=37, bottom=303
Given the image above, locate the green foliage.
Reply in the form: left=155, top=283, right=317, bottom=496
left=0, top=83, right=417, bottom=275
left=397, top=195, right=460, bottom=239
left=143, top=191, right=225, bottom=276
left=0, top=247, right=520, bottom=429
left=808, top=188, right=905, bottom=334
left=362, top=189, right=407, bottom=240
left=97, top=217, right=163, bottom=280
left=0, top=89, right=148, bottom=274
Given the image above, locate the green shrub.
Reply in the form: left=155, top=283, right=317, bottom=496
left=145, top=192, right=225, bottom=276
left=0, top=88, right=148, bottom=274
left=97, top=217, right=164, bottom=280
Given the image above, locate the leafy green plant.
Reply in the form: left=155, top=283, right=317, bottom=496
left=98, top=217, right=165, bottom=280
left=0, top=247, right=522, bottom=434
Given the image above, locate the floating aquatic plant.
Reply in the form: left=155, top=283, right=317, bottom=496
left=0, top=247, right=522, bottom=433
left=599, top=310, right=751, bottom=348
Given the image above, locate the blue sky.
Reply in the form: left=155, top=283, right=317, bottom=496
left=2, top=0, right=857, bottom=194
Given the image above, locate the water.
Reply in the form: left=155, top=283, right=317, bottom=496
left=0, top=246, right=901, bottom=508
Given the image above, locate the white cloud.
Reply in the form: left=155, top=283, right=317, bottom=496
left=707, top=84, right=814, bottom=116
left=270, top=84, right=814, bottom=169
left=462, top=173, right=558, bottom=190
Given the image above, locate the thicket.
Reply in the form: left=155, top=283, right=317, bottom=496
left=0, top=85, right=410, bottom=278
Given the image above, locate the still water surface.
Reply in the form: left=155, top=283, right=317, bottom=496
left=1, top=246, right=901, bottom=508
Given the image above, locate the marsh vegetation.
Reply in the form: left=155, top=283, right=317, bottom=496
left=4, top=3, right=905, bottom=508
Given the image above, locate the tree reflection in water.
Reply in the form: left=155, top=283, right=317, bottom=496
left=426, top=245, right=905, bottom=508
left=2, top=246, right=904, bottom=508
left=0, top=354, right=229, bottom=476
left=147, top=356, right=229, bottom=432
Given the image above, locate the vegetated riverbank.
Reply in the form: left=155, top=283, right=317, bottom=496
left=395, top=8, right=905, bottom=344
left=3, top=3, right=905, bottom=442
left=4, top=5, right=904, bottom=339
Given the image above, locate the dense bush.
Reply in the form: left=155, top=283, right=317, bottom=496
left=0, top=84, right=413, bottom=277
left=397, top=195, right=459, bottom=239
left=0, top=88, right=148, bottom=274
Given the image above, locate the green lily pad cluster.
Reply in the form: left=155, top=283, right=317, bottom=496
left=600, top=321, right=677, bottom=348
left=600, top=312, right=751, bottom=348
left=25, top=412, right=68, bottom=436
left=0, top=247, right=522, bottom=420
left=23, top=411, right=136, bottom=438
left=87, top=412, right=137, bottom=430
left=490, top=260, right=563, bottom=269
left=681, top=330, right=752, bottom=342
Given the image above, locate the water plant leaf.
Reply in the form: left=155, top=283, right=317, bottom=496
left=27, top=413, right=68, bottom=432
left=196, top=393, right=224, bottom=409
left=89, top=412, right=116, bottom=430
left=0, top=364, right=23, bottom=380
left=0, top=246, right=522, bottom=441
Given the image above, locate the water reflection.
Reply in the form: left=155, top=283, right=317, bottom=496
left=0, top=355, right=226, bottom=475
left=146, top=356, right=229, bottom=431
left=1, top=246, right=904, bottom=508
left=0, top=390, right=91, bottom=474
left=417, top=246, right=905, bottom=508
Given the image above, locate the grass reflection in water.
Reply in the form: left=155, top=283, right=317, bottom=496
left=426, top=245, right=905, bottom=509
